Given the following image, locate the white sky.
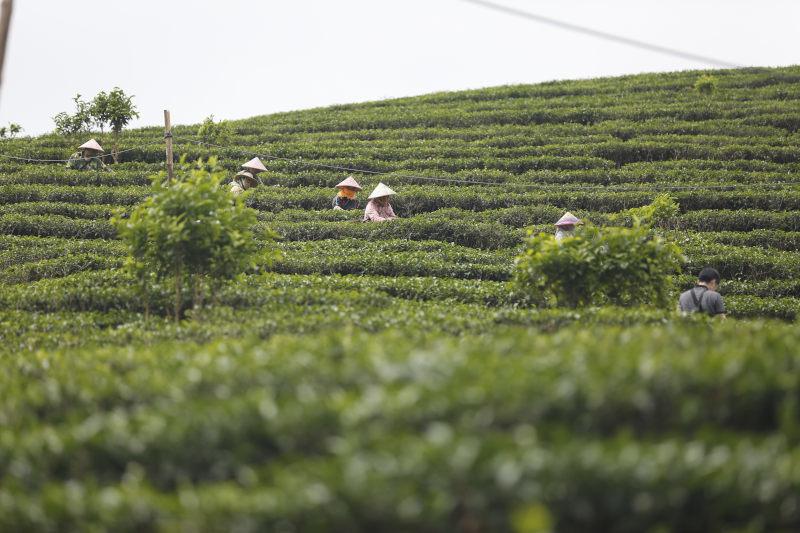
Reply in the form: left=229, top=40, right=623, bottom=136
left=1, top=0, right=797, bottom=135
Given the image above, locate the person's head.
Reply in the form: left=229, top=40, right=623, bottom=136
left=336, top=176, right=362, bottom=197
left=698, top=267, right=721, bottom=290
left=78, top=139, right=103, bottom=159
left=243, top=175, right=258, bottom=190
left=367, top=182, right=396, bottom=206
left=555, top=212, right=581, bottom=231
left=338, top=186, right=358, bottom=198
left=242, top=157, right=267, bottom=175
left=235, top=171, right=256, bottom=190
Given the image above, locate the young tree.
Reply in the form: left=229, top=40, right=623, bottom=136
left=91, top=87, right=139, bottom=163
left=52, top=94, right=93, bottom=135
left=0, top=122, right=21, bottom=138
left=113, top=157, right=280, bottom=322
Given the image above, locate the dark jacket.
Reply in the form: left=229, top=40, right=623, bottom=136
left=332, top=195, right=359, bottom=210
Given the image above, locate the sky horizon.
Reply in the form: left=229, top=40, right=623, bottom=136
left=1, top=0, right=797, bottom=135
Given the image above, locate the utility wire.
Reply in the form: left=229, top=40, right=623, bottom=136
left=460, top=0, right=743, bottom=69
left=0, top=142, right=161, bottom=163
left=182, top=138, right=800, bottom=192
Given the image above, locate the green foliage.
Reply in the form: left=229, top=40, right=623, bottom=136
left=515, top=224, right=684, bottom=307
left=52, top=94, right=94, bottom=135
left=695, top=74, right=718, bottom=95
left=91, top=87, right=139, bottom=162
left=197, top=114, right=233, bottom=145
left=609, top=193, right=680, bottom=228
left=91, top=87, right=139, bottom=135
left=1, top=325, right=800, bottom=531
left=0, top=122, right=22, bottom=138
left=112, top=157, right=279, bottom=320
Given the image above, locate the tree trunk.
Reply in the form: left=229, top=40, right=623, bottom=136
left=192, top=274, right=205, bottom=319
left=143, top=283, right=150, bottom=321
left=112, top=130, right=120, bottom=163
left=174, top=265, right=182, bottom=324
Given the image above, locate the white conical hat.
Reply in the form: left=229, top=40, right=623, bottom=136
left=242, top=157, right=267, bottom=173
left=367, top=182, right=396, bottom=199
left=335, top=176, right=362, bottom=190
left=79, top=139, right=103, bottom=152
left=555, top=212, right=582, bottom=227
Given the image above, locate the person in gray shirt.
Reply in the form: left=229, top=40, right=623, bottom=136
left=678, top=267, right=726, bottom=318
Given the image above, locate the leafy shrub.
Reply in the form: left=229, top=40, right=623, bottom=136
left=515, top=224, right=684, bottom=307
left=609, top=193, right=680, bottom=228
left=695, top=74, right=718, bottom=95
left=197, top=114, right=233, bottom=145
left=112, top=158, right=279, bottom=320
left=2, top=325, right=800, bottom=531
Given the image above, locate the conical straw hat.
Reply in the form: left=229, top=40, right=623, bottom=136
left=335, top=176, right=362, bottom=190
left=242, top=157, right=267, bottom=173
left=554, top=212, right=581, bottom=226
left=79, top=139, right=103, bottom=152
left=235, top=170, right=254, bottom=180
left=367, top=182, right=396, bottom=199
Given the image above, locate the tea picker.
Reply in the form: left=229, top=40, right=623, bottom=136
left=332, top=175, right=362, bottom=210
left=66, top=138, right=107, bottom=170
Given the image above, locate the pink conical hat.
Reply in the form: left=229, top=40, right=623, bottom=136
left=368, top=182, right=397, bottom=199
left=79, top=139, right=103, bottom=152
left=335, top=176, right=362, bottom=190
left=242, top=157, right=267, bottom=173
left=555, top=212, right=581, bottom=226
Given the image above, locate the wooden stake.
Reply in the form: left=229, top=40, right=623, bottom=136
left=0, top=0, right=14, bottom=102
left=164, top=110, right=174, bottom=181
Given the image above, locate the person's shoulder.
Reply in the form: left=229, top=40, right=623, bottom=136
left=707, top=290, right=723, bottom=300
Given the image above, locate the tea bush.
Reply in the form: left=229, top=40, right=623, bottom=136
left=515, top=225, right=684, bottom=307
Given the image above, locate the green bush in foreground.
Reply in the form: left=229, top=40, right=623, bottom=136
left=0, top=324, right=798, bottom=532
left=112, top=158, right=279, bottom=321
left=515, top=224, right=684, bottom=307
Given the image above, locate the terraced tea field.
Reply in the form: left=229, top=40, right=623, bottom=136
left=1, top=66, right=800, bottom=531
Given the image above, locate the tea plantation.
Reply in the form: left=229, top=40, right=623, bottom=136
left=1, top=66, right=800, bottom=532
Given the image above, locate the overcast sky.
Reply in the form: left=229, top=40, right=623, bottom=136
left=1, top=0, right=797, bottom=135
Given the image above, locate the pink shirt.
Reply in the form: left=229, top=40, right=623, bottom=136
left=363, top=199, right=397, bottom=222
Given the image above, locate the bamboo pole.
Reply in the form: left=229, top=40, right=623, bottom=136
left=164, top=110, right=174, bottom=181
left=0, top=0, right=14, bottom=102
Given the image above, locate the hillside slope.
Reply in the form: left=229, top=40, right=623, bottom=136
left=2, top=66, right=800, bottom=344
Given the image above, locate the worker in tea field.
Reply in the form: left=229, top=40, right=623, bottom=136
left=238, top=157, right=266, bottom=190
left=242, top=156, right=267, bottom=176
left=66, top=139, right=107, bottom=170
left=364, top=182, right=398, bottom=222
left=678, top=267, right=727, bottom=318
left=332, top=175, right=362, bottom=210
left=554, top=212, right=581, bottom=241
left=230, top=170, right=258, bottom=196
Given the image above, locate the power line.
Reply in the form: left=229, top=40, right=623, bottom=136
left=0, top=142, right=160, bottom=163
left=460, top=0, right=743, bottom=69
